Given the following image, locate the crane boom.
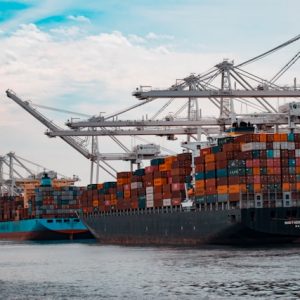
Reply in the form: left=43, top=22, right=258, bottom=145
left=6, top=90, right=93, bottom=160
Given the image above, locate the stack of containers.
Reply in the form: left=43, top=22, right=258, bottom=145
left=34, top=185, right=84, bottom=217
left=194, top=133, right=300, bottom=207
left=171, top=153, right=192, bottom=205
left=132, top=168, right=146, bottom=209
left=85, top=152, right=192, bottom=213
left=0, top=196, right=30, bottom=221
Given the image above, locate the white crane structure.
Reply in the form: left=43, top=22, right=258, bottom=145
left=6, top=34, right=300, bottom=183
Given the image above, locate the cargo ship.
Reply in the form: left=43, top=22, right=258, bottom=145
left=0, top=174, right=92, bottom=240
left=80, top=132, right=300, bottom=246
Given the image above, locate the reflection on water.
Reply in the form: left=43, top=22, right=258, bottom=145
left=0, top=241, right=299, bottom=299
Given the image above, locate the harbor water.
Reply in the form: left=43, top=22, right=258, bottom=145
left=0, top=241, right=299, bottom=299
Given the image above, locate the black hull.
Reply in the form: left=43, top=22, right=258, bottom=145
left=81, top=207, right=300, bottom=246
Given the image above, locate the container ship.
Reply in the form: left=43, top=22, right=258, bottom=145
left=0, top=174, right=92, bottom=240
left=80, top=132, right=300, bottom=246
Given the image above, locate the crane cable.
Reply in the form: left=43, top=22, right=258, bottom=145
left=236, top=33, right=300, bottom=68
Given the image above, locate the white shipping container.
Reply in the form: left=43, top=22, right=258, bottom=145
left=281, top=142, right=288, bottom=149
left=296, top=149, right=300, bottom=157
left=242, top=142, right=266, bottom=152
left=273, top=142, right=281, bottom=150
left=287, top=142, right=295, bottom=150
left=273, top=150, right=281, bottom=157
left=146, top=193, right=154, bottom=201
left=131, top=182, right=143, bottom=189
left=146, top=200, right=154, bottom=208
left=163, top=199, right=171, bottom=206
left=146, top=187, right=154, bottom=194
left=241, top=143, right=253, bottom=152
left=259, top=142, right=266, bottom=150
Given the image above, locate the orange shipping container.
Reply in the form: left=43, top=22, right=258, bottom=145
left=154, top=178, right=167, bottom=186
left=253, top=167, right=260, bottom=175
left=228, top=185, right=240, bottom=194
left=124, top=190, right=131, bottom=198
left=296, top=183, right=300, bottom=191
left=159, top=163, right=172, bottom=171
left=205, top=153, right=215, bottom=163
left=195, top=180, right=205, bottom=189
left=259, top=133, right=267, bottom=142
left=217, top=185, right=228, bottom=194
left=280, top=133, right=287, bottom=142
left=254, top=184, right=261, bottom=193
left=282, top=183, right=290, bottom=191
left=117, top=178, right=129, bottom=185
left=165, top=156, right=177, bottom=164
left=273, top=133, right=281, bottom=142
left=111, top=199, right=117, bottom=205
left=194, top=187, right=205, bottom=195
left=239, top=184, right=247, bottom=193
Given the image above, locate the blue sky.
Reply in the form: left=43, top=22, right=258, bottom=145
left=1, top=0, right=299, bottom=55
left=0, top=0, right=299, bottom=183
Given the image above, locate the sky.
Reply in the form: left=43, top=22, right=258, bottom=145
left=0, top=0, right=299, bottom=185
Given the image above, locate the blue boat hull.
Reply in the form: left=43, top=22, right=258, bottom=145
left=0, top=218, right=92, bottom=240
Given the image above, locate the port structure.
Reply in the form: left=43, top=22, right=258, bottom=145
left=47, top=34, right=300, bottom=138
left=6, top=90, right=165, bottom=183
left=0, top=152, right=78, bottom=196
left=6, top=34, right=300, bottom=183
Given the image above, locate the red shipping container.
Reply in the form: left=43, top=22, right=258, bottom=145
left=171, top=198, right=182, bottom=206
left=254, top=176, right=261, bottom=184
left=172, top=183, right=185, bottom=191
left=260, top=159, right=267, bottom=167
left=228, top=176, right=239, bottom=185
left=267, top=159, right=274, bottom=167
left=273, top=158, right=281, bottom=167
left=217, top=177, right=228, bottom=185
left=216, top=160, right=227, bottom=169
left=195, top=164, right=205, bottom=172
left=194, top=156, right=205, bottom=164
left=246, top=159, right=253, bottom=168
left=205, top=178, right=216, bottom=187
left=145, top=165, right=159, bottom=174
left=253, top=159, right=260, bottom=167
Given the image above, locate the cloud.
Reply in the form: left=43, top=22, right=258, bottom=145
left=67, top=15, right=91, bottom=24
left=146, top=32, right=174, bottom=40
left=0, top=24, right=238, bottom=183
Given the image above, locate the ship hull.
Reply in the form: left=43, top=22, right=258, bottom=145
left=0, top=218, right=92, bottom=241
left=81, top=207, right=300, bottom=246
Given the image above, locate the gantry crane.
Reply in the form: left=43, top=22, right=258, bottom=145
left=44, top=34, right=300, bottom=141
left=6, top=34, right=300, bottom=183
